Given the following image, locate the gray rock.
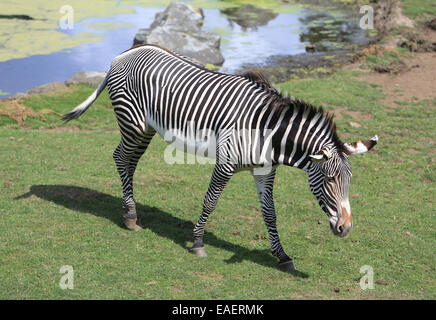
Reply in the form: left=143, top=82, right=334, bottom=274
left=150, top=2, right=204, bottom=33
left=133, top=2, right=224, bottom=66
left=65, top=71, right=107, bottom=87
left=7, top=72, right=106, bottom=100
left=9, top=92, right=29, bottom=100
left=8, top=82, right=67, bottom=99
left=26, top=81, right=67, bottom=95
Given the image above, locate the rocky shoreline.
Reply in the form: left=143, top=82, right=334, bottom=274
left=9, top=71, right=107, bottom=100
left=4, top=0, right=434, bottom=101
left=235, top=0, right=436, bottom=82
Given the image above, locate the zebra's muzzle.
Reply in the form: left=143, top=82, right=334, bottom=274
left=330, top=205, right=353, bottom=237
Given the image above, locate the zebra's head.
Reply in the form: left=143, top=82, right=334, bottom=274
left=307, top=136, right=378, bottom=237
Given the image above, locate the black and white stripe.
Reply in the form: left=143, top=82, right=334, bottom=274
left=63, top=44, right=377, bottom=270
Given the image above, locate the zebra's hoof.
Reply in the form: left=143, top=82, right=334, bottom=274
left=123, top=217, right=143, bottom=231
left=278, top=259, right=296, bottom=272
left=190, top=246, right=207, bottom=257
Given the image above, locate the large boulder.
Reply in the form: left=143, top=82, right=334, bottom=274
left=133, top=2, right=224, bottom=66
left=65, top=71, right=107, bottom=86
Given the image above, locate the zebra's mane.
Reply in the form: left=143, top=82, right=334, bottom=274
left=240, top=70, right=345, bottom=154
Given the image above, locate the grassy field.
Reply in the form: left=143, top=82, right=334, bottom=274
left=402, top=0, right=436, bottom=20
left=0, top=65, right=434, bottom=299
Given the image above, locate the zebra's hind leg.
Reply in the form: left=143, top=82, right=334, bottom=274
left=113, top=126, right=155, bottom=230
left=125, top=126, right=156, bottom=229
left=252, top=167, right=296, bottom=272
left=191, top=164, right=235, bottom=257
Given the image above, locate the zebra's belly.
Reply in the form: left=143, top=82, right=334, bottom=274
left=147, top=115, right=217, bottom=160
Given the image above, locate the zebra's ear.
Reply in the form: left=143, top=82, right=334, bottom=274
left=343, top=135, right=378, bottom=155
left=309, top=148, right=332, bottom=162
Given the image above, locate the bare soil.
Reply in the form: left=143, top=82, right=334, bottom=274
left=0, top=99, right=60, bottom=125
left=355, top=51, right=436, bottom=107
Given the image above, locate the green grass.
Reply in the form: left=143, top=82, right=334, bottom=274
left=365, top=50, right=402, bottom=66
left=0, top=71, right=435, bottom=299
left=359, top=49, right=410, bottom=73
left=402, top=0, right=436, bottom=20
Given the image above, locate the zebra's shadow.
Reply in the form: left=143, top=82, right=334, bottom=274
left=17, top=185, right=308, bottom=278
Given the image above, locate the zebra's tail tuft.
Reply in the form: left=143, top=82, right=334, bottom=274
left=62, top=74, right=108, bottom=122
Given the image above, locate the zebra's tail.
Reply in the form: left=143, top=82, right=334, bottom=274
left=62, top=73, right=108, bottom=122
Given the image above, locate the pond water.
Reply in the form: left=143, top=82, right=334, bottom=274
left=0, top=1, right=370, bottom=99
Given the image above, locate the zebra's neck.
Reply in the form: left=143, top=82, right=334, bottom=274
left=235, top=71, right=342, bottom=171
left=269, top=99, right=341, bottom=171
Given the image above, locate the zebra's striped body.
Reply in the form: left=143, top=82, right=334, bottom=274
left=64, top=44, right=378, bottom=271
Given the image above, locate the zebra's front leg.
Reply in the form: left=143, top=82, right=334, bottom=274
left=253, top=167, right=296, bottom=272
left=191, top=164, right=235, bottom=257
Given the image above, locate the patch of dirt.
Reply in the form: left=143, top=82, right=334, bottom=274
left=0, top=100, right=37, bottom=124
left=349, top=121, right=362, bottom=128
left=331, top=106, right=347, bottom=120
left=426, top=18, right=436, bottom=31
left=344, top=110, right=374, bottom=121
left=331, top=106, right=374, bottom=121
left=0, top=99, right=60, bottom=126
left=354, top=52, right=436, bottom=107
left=397, top=27, right=436, bottom=53
left=406, top=148, right=420, bottom=155
left=374, top=0, right=414, bottom=36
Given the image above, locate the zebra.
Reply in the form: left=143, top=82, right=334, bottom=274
left=63, top=44, right=378, bottom=272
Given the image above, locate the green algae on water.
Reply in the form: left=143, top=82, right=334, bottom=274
left=0, top=0, right=134, bottom=62
left=87, top=22, right=136, bottom=30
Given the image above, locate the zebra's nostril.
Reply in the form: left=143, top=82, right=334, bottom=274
left=337, top=225, right=344, bottom=233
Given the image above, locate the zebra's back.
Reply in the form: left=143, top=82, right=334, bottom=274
left=106, top=45, right=269, bottom=141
